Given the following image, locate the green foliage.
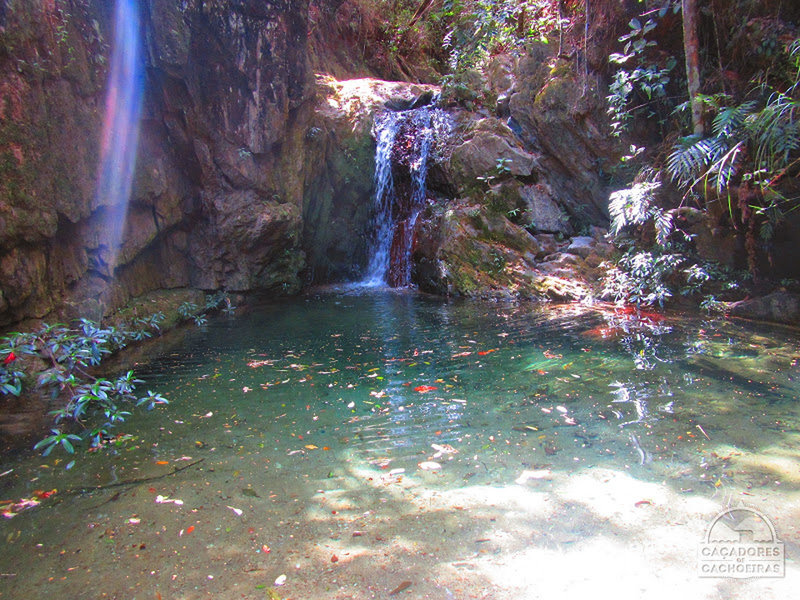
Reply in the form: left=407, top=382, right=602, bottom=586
left=604, top=178, right=736, bottom=307
left=178, top=292, right=236, bottom=327
left=602, top=250, right=683, bottom=307
left=477, top=157, right=513, bottom=186
left=607, top=13, right=678, bottom=135
left=442, top=0, right=563, bottom=74
left=0, top=315, right=169, bottom=458
left=608, top=181, right=673, bottom=246
left=667, top=37, right=800, bottom=251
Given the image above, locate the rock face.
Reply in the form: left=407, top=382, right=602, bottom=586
left=0, top=1, right=621, bottom=326
left=412, top=43, right=621, bottom=300
left=0, top=0, right=313, bottom=325
left=727, top=292, right=800, bottom=323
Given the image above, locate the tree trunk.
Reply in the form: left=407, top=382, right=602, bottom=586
left=682, top=0, right=703, bottom=136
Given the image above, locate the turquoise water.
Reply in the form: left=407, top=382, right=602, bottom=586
left=1, top=290, right=799, bottom=599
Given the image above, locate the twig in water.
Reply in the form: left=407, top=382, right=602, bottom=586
left=63, top=458, right=205, bottom=497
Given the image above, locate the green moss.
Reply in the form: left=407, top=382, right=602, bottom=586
left=534, top=76, right=574, bottom=113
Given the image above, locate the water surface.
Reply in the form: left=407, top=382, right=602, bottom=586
left=1, top=291, right=798, bottom=599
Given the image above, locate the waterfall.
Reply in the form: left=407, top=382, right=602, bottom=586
left=362, top=111, right=402, bottom=286
left=362, top=103, right=450, bottom=287
left=95, top=0, right=144, bottom=274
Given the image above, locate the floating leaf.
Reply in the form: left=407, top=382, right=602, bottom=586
left=413, top=385, right=438, bottom=393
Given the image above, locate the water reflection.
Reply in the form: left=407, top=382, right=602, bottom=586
left=2, top=292, right=800, bottom=599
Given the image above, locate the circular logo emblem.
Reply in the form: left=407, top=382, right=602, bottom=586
left=698, top=505, right=784, bottom=578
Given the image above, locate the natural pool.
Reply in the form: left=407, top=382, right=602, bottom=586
left=1, top=289, right=798, bottom=599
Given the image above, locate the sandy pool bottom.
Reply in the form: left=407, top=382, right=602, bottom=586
left=1, top=451, right=797, bottom=600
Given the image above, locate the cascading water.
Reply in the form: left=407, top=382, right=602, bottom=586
left=362, top=111, right=402, bottom=286
left=362, top=103, right=451, bottom=287
left=95, top=0, right=144, bottom=274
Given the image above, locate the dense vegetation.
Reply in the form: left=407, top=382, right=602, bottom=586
left=0, top=293, right=235, bottom=458
left=337, top=0, right=799, bottom=304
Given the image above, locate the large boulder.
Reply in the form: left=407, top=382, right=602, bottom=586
left=413, top=201, right=598, bottom=301
left=447, top=118, right=536, bottom=190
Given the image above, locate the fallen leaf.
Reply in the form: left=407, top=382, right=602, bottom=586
left=227, top=505, right=244, bottom=516
left=155, top=461, right=169, bottom=465
left=305, top=444, right=318, bottom=450
left=389, top=581, right=412, bottom=595
left=414, top=385, right=438, bottom=393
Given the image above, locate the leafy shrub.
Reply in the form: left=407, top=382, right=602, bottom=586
left=603, top=178, right=735, bottom=307
left=0, top=315, right=168, bottom=457
left=178, top=292, right=236, bottom=327
left=607, top=10, right=679, bottom=136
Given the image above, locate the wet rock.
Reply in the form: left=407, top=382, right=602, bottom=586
left=727, top=292, right=800, bottom=324
left=448, top=119, right=537, bottom=187
left=563, top=236, right=596, bottom=259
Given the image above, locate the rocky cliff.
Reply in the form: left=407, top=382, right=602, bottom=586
left=0, top=0, right=619, bottom=328
left=0, top=0, right=314, bottom=326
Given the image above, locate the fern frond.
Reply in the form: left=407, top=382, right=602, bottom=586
left=750, top=93, right=800, bottom=175
left=608, top=182, right=660, bottom=237
left=712, top=101, right=757, bottom=139
left=654, top=210, right=673, bottom=247
left=707, top=140, right=745, bottom=193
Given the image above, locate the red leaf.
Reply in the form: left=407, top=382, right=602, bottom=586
left=413, top=385, right=438, bottom=393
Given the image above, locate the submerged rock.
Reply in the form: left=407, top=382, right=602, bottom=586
left=727, top=292, right=800, bottom=324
